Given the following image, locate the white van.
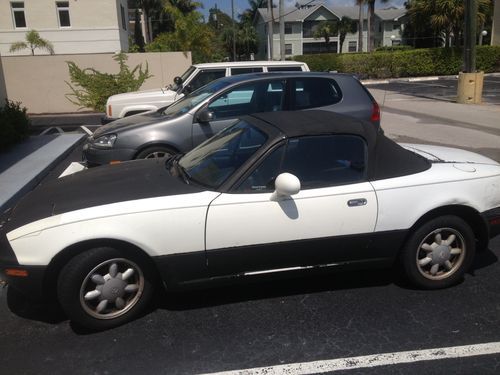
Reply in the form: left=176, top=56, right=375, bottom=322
left=102, top=61, right=309, bottom=123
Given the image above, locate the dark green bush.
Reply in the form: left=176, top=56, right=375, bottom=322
left=0, top=99, right=31, bottom=152
left=295, top=46, right=500, bottom=79
left=375, top=45, right=414, bottom=52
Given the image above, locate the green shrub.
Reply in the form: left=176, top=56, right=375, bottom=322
left=0, top=100, right=31, bottom=152
left=65, top=53, right=152, bottom=112
left=295, top=46, right=500, bottom=78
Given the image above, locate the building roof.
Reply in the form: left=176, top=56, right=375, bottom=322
left=256, top=4, right=405, bottom=23
left=375, top=7, right=407, bottom=21
left=257, top=4, right=341, bottom=23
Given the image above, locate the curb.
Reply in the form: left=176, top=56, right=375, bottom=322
left=362, top=72, right=499, bottom=86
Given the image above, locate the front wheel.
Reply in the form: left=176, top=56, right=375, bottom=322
left=136, top=146, right=176, bottom=160
left=57, top=247, right=154, bottom=330
left=400, top=215, right=475, bottom=289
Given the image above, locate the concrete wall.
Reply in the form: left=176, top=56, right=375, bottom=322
left=0, top=52, right=192, bottom=113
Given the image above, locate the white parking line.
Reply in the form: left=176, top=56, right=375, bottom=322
left=201, top=342, right=500, bottom=375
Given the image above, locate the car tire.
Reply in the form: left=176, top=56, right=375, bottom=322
left=400, top=215, right=475, bottom=289
left=136, top=146, right=176, bottom=160
left=57, top=247, right=154, bottom=331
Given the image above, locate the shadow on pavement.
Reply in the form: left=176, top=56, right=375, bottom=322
left=6, top=286, right=66, bottom=324
left=158, top=267, right=397, bottom=312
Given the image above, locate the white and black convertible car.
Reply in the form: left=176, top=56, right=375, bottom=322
left=1, top=111, right=500, bottom=330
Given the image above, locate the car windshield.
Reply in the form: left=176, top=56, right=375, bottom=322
left=169, top=66, right=196, bottom=90
left=161, top=79, right=232, bottom=118
left=178, top=120, right=267, bottom=189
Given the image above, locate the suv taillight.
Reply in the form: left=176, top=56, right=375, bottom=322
left=371, top=100, right=380, bottom=123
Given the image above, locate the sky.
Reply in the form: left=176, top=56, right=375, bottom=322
left=197, top=0, right=406, bottom=20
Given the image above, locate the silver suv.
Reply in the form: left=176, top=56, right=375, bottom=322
left=84, top=72, right=380, bottom=166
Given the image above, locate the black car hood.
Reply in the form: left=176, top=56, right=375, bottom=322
left=93, top=111, right=166, bottom=137
left=4, top=159, right=205, bottom=233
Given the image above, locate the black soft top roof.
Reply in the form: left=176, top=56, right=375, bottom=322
left=247, top=110, right=430, bottom=181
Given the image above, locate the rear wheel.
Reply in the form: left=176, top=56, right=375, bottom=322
left=57, top=247, right=154, bottom=330
left=401, top=215, right=475, bottom=289
left=136, top=146, right=176, bottom=160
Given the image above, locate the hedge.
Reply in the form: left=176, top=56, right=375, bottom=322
left=0, top=100, right=31, bottom=152
left=294, top=46, right=500, bottom=79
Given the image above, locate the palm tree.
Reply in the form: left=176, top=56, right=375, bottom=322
left=337, top=17, right=358, bottom=53
left=356, top=0, right=364, bottom=52
left=9, top=30, right=54, bottom=55
left=313, top=21, right=336, bottom=52
left=366, top=0, right=389, bottom=52
left=407, top=0, right=491, bottom=47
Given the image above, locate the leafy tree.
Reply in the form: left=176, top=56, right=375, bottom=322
left=9, top=30, right=54, bottom=55
left=237, top=24, right=259, bottom=58
left=145, top=5, right=215, bottom=63
left=240, top=0, right=272, bottom=25
left=65, top=53, right=151, bottom=112
left=133, top=8, right=145, bottom=52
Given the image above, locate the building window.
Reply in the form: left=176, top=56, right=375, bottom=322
left=285, top=23, right=292, bottom=34
left=393, top=22, right=400, bottom=30
left=285, top=44, right=293, bottom=55
left=56, top=1, right=70, bottom=27
left=120, top=5, right=127, bottom=30
left=303, top=42, right=337, bottom=54
left=11, top=2, right=27, bottom=28
left=348, top=41, right=357, bottom=52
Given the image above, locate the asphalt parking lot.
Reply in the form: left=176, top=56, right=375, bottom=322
left=368, top=74, right=500, bottom=105
left=2, top=82, right=500, bottom=374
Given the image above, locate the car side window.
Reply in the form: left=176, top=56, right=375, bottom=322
left=231, top=67, right=263, bottom=75
left=267, top=66, right=303, bottom=72
left=290, top=78, right=342, bottom=110
left=187, top=69, right=226, bottom=92
left=207, top=80, right=285, bottom=120
left=236, top=135, right=366, bottom=193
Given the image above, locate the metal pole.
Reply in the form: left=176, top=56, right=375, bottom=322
left=279, top=0, right=285, bottom=60
left=464, top=0, right=477, bottom=72
left=231, top=0, right=236, bottom=61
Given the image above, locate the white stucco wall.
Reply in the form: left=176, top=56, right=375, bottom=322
left=0, top=0, right=129, bottom=55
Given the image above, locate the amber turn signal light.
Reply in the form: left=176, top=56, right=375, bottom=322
left=5, top=268, right=28, bottom=277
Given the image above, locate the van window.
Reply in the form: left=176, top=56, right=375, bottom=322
left=187, top=69, right=226, bottom=92
left=231, top=67, right=264, bottom=75
left=267, top=66, right=303, bottom=72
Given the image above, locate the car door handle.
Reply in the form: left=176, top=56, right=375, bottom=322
left=347, top=198, right=367, bottom=207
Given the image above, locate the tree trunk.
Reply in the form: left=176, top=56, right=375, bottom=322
left=367, top=0, right=375, bottom=52
left=358, top=2, right=363, bottom=52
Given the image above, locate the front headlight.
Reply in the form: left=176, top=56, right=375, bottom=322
left=93, top=134, right=117, bottom=148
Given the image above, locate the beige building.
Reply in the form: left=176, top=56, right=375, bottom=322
left=0, top=0, right=129, bottom=56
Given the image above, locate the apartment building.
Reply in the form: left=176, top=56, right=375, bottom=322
left=255, top=2, right=406, bottom=59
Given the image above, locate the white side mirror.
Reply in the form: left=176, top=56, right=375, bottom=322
left=270, top=173, right=301, bottom=201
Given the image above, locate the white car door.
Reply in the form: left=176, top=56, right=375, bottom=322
left=205, top=134, right=378, bottom=277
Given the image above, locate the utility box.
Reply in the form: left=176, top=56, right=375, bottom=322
left=457, top=71, right=484, bottom=104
